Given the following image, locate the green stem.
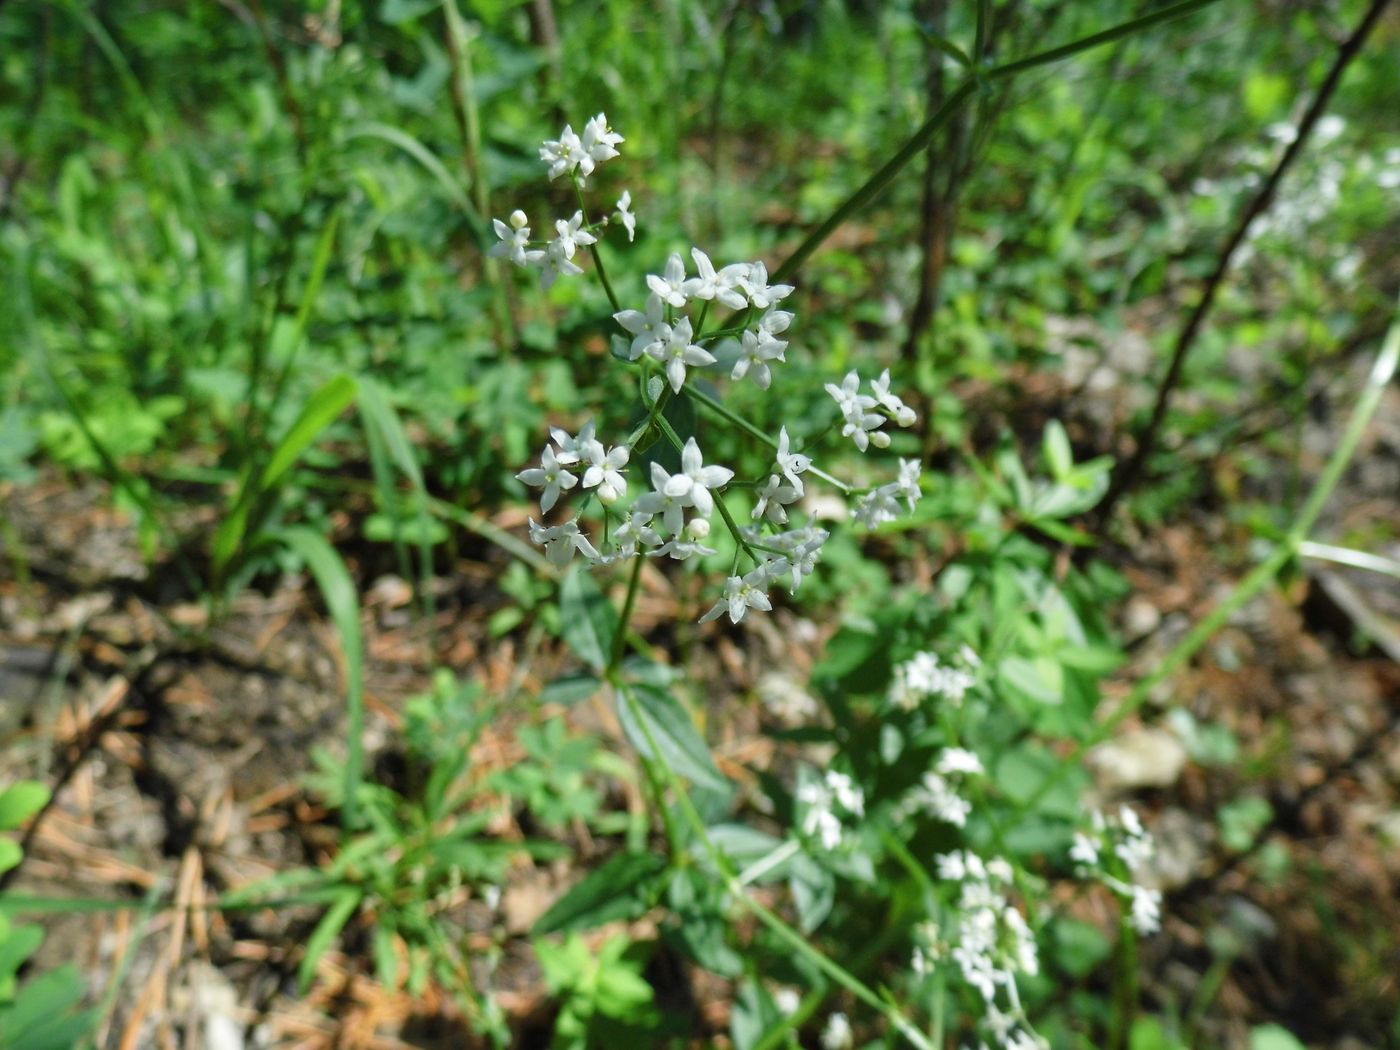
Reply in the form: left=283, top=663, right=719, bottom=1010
left=1020, top=295, right=1400, bottom=813
left=773, top=0, right=1223, bottom=284
left=684, top=386, right=852, bottom=494
left=573, top=175, right=622, bottom=312
left=609, top=555, right=645, bottom=672
left=614, top=683, right=933, bottom=1050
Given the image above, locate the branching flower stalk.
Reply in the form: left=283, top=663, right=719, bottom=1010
left=498, top=114, right=925, bottom=624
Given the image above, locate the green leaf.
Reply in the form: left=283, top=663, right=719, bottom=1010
left=0, top=840, right=21, bottom=875
left=1250, top=1026, right=1307, bottom=1050
left=617, top=685, right=728, bottom=793
left=538, top=673, right=602, bottom=706
left=535, top=851, right=667, bottom=935
left=559, top=566, right=618, bottom=672
left=261, top=375, right=359, bottom=496
left=0, top=964, right=92, bottom=1049
left=1219, top=797, right=1273, bottom=853
left=1129, top=1016, right=1186, bottom=1050
left=1043, top=420, right=1073, bottom=480
left=278, top=527, right=365, bottom=831
left=0, top=784, right=50, bottom=832
left=706, top=824, right=787, bottom=877
left=297, top=888, right=362, bottom=994
left=788, top=854, right=834, bottom=933
left=999, top=655, right=1064, bottom=705
left=213, top=374, right=357, bottom=574
left=0, top=924, right=44, bottom=981
left=1053, top=918, right=1112, bottom=979
left=372, top=922, right=400, bottom=990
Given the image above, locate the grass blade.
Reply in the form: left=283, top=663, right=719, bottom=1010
left=277, top=526, right=366, bottom=833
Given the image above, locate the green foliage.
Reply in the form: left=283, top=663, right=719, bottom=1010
left=0, top=783, right=98, bottom=1048
left=535, top=932, right=659, bottom=1049
left=2, top=0, right=1396, bottom=1045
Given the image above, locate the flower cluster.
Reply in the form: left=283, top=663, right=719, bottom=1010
left=918, top=851, right=1047, bottom=1050
left=888, top=647, right=979, bottom=710
left=796, top=768, right=866, bottom=851
left=1070, top=806, right=1162, bottom=935
left=499, top=116, right=924, bottom=625
left=898, top=746, right=984, bottom=828
left=826, top=368, right=917, bottom=452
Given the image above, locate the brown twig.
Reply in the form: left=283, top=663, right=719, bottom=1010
left=1095, top=0, right=1393, bottom=527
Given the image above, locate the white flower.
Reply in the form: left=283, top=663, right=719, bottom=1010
left=699, top=563, right=781, bottom=624
left=759, top=307, right=794, bottom=337
left=1118, top=805, right=1144, bottom=838
left=784, top=529, right=827, bottom=593
left=609, top=509, right=661, bottom=557
left=539, top=124, right=588, bottom=180
left=668, top=437, right=733, bottom=517
left=911, top=772, right=970, bottom=826
left=889, top=651, right=977, bottom=709
left=937, top=748, right=983, bottom=776
left=551, top=211, right=596, bottom=260
left=650, top=535, right=717, bottom=560
left=489, top=210, right=538, bottom=266
left=825, top=771, right=864, bottom=817
left=527, top=517, right=600, bottom=567
left=635, top=462, right=691, bottom=536
left=549, top=422, right=596, bottom=466
left=871, top=368, right=917, bottom=427
left=1070, top=832, right=1100, bottom=868
left=825, top=370, right=886, bottom=452
left=739, top=261, right=793, bottom=308
left=773, top=988, right=800, bottom=1016
left=820, top=1011, right=853, bottom=1050
left=581, top=442, right=629, bottom=503
left=729, top=328, right=787, bottom=389
left=581, top=112, right=624, bottom=165
left=615, top=190, right=636, bottom=241
left=853, top=485, right=900, bottom=528
left=516, top=445, right=577, bottom=513
left=647, top=252, right=690, bottom=308
left=613, top=295, right=670, bottom=360
left=536, top=240, right=584, bottom=289
left=1115, top=834, right=1153, bottom=874
left=1129, top=886, right=1162, bottom=935
left=896, top=458, right=922, bottom=512
left=683, top=248, right=748, bottom=308
left=647, top=317, right=716, bottom=392
left=752, top=474, right=800, bottom=524
left=775, top=427, right=811, bottom=492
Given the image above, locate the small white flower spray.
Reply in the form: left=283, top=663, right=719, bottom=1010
left=494, top=114, right=925, bottom=626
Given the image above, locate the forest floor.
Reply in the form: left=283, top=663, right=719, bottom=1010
left=2, top=352, right=1398, bottom=1050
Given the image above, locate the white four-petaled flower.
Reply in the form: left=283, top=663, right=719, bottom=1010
left=515, top=445, right=577, bottom=513
left=648, top=317, right=715, bottom=393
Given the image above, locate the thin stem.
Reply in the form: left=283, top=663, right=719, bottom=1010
left=973, top=0, right=991, bottom=66
left=1098, top=0, right=1390, bottom=523
left=1298, top=540, right=1400, bottom=581
left=1019, top=297, right=1400, bottom=813
left=573, top=175, right=622, bottom=312
left=684, top=386, right=852, bottom=494
left=588, top=242, right=622, bottom=314
left=772, top=0, right=1223, bottom=285
left=736, top=838, right=802, bottom=887
left=648, top=404, right=764, bottom=565
left=609, top=555, right=645, bottom=672
left=614, top=683, right=933, bottom=1050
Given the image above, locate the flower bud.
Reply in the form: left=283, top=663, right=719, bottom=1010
left=895, top=406, right=917, bottom=427
left=686, top=517, right=711, bottom=540
left=509, top=209, right=529, bottom=230
left=598, top=482, right=621, bottom=505
left=871, top=430, right=892, bottom=449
